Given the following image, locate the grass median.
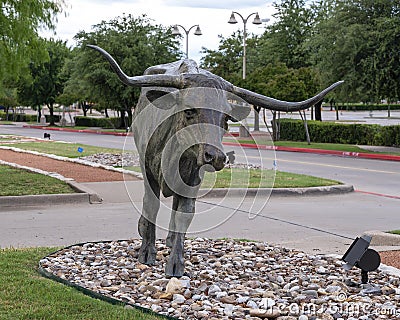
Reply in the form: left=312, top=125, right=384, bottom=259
left=1, top=141, right=122, bottom=158
left=0, top=247, right=161, bottom=320
left=1, top=139, right=341, bottom=190
left=126, top=166, right=340, bottom=189
left=0, top=165, right=75, bottom=196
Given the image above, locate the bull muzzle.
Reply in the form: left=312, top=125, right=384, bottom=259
left=200, top=144, right=226, bottom=171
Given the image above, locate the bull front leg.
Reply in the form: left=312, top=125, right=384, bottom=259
left=165, top=195, right=195, bottom=277
left=138, top=179, right=160, bottom=265
left=166, top=196, right=178, bottom=248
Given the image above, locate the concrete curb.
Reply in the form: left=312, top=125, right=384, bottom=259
left=200, top=184, right=354, bottom=198
left=0, top=182, right=102, bottom=208
left=363, top=230, right=400, bottom=246
left=0, top=159, right=103, bottom=207
left=23, top=124, right=129, bottom=136
left=0, top=193, right=90, bottom=208
left=67, top=181, right=103, bottom=204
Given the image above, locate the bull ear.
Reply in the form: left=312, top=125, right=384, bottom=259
left=145, top=89, right=177, bottom=110
left=229, top=102, right=251, bottom=122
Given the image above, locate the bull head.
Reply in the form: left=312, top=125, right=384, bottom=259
left=87, top=44, right=343, bottom=112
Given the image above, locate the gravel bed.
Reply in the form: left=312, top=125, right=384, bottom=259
left=79, top=153, right=140, bottom=167
left=79, top=153, right=261, bottom=170
left=40, top=239, right=400, bottom=320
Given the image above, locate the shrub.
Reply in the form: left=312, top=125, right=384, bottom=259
left=323, top=104, right=400, bottom=111
left=74, top=116, right=121, bottom=128
left=278, top=119, right=400, bottom=146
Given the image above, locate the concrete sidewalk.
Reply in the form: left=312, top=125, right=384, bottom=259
left=1, top=182, right=399, bottom=254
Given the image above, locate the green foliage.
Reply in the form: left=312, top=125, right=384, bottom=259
left=333, top=104, right=400, bottom=111
left=308, top=0, right=400, bottom=102
left=258, top=0, right=314, bottom=69
left=17, top=39, right=70, bottom=124
left=245, top=63, right=320, bottom=101
left=279, top=119, right=400, bottom=146
left=200, top=0, right=400, bottom=105
left=0, top=112, right=60, bottom=122
left=74, top=116, right=120, bottom=129
left=0, top=0, right=64, bottom=90
left=201, top=31, right=258, bottom=85
left=65, top=14, right=180, bottom=127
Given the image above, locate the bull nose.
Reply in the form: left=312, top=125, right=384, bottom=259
left=203, top=145, right=226, bottom=170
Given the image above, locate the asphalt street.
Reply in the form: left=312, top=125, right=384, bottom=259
left=1, top=124, right=399, bottom=254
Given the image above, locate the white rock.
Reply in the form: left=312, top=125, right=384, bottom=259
left=172, top=294, right=185, bottom=304
left=208, top=284, right=222, bottom=296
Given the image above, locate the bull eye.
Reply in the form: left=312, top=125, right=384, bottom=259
left=184, top=108, right=197, bottom=120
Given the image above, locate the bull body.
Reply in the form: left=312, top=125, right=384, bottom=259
left=88, top=45, right=343, bottom=277
left=133, top=60, right=241, bottom=276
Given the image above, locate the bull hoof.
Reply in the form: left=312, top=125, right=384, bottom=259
left=165, top=255, right=184, bottom=278
left=138, top=243, right=156, bottom=265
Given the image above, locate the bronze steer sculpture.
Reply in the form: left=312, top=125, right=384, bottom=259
left=88, top=45, right=343, bottom=277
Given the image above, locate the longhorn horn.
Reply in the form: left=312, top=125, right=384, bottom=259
left=231, top=81, right=344, bottom=112
left=87, top=45, right=185, bottom=89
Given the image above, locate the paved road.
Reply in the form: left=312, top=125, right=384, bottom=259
left=1, top=124, right=399, bottom=253
left=1, top=189, right=399, bottom=254
left=2, top=124, right=400, bottom=197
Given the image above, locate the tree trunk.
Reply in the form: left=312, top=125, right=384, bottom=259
left=126, top=107, right=133, bottom=128
left=314, top=101, right=322, bottom=121
left=81, top=101, right=88, bottom=117
left=104, top=108, right=109, bottom=118
left=48, top=103, right=55, bottom=125
left=119, top=109, right=126, bottom=129
left=5, top=106, right=10, bottom=121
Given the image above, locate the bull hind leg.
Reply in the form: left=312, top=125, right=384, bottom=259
left=165, top=195, right=195, bottom=277
left=138, top=180, right=160, bottom=265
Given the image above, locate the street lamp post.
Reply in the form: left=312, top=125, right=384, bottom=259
left=228, top=11, right=262, bottom=80
left=228, top=11, right=262, bottom=131
left=172, top=24, right=202, bottom=59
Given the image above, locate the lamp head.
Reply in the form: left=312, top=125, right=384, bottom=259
left=194, top=25, right=202, bottom=36
left=252, top=13, right=262, bottom=25
left=228, top=12, right=238, bottom=24
left=171, top=25, right=181, bottom=36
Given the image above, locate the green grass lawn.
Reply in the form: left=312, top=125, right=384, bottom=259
left=126, top=166, right=340, bottom=188
left=388, top=230, right=400, bottom=235
left=0, top=247, right=161, bottom=320
left=0, top=165, right=76, bottom=196
left=201, top=168, right=340, bottom=188
left=1, top=141, right=122, bottom=158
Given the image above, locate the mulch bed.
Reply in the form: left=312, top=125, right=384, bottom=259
left=0, top=149, right=137, bottom=183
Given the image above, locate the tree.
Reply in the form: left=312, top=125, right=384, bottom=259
left=18, top=39, right=70, bottom=124
left=68, top=14, right=180, bottom=128
left=200, top=31, right=261, bottom=87
left=308, top=0, right=400, bottom=102
left=0, top=0, right=64, bottom=91
left=257, top=0, right=314, bottom=69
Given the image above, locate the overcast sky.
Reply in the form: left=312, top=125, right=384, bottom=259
left=46, top=0, right=276, bottom=62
